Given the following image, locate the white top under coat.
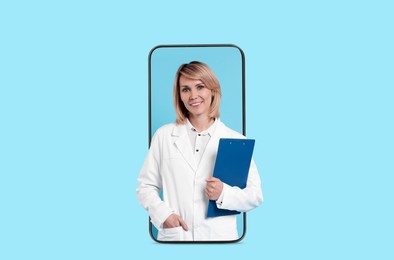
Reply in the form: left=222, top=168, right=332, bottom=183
left=185, top=118, right=218, bottom=168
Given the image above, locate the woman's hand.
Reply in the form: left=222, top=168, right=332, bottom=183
left=205, top=177, right=223, bottom=201
left=163, top=214, right=189, bottom=231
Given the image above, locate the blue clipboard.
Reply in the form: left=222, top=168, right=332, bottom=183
left=207, top=138, right=255, bottom=218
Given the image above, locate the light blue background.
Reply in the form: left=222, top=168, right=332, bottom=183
left=0, top=1, right=393, bottom=260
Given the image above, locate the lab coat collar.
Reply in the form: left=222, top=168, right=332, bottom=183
left=196, top=119, right=228, bottom=171
left=171, top=118, right=223, bottom=137
left=171, top=119, right=227, bottom=173
left=185, top=118, right=218, bottom=137
left=172, top=122, right=197, bottom=172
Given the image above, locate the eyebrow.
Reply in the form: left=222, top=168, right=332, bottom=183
left=180, top=82, right=204, bottom=88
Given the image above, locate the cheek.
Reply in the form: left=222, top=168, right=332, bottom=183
left=204, top=90, right=213, bottom=104
left=180, top=93, right=188, bottom=104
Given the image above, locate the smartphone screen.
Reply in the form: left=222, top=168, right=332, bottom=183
left=148, top=44, right=246, bottom=243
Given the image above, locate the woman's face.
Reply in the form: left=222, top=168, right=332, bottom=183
left=179, top=75, right=213, bottom=119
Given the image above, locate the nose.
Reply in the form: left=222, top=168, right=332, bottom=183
left=189, top=88, right=198, bottom=100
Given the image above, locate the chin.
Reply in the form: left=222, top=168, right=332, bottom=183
left=190, top=112, right=209, bottom=118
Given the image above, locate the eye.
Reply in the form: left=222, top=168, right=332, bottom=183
left=181, top=87, right=190, bottom=93
left=196, top=84, right=205, bottom=90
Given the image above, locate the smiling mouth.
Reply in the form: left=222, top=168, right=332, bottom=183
left=189, top=101, right=203, bottom=107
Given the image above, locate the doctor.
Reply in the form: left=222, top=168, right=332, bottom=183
left=137, top=61, right=263, bottom=241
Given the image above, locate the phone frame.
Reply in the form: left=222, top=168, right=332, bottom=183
left=147, top=44, right=246, bottom=243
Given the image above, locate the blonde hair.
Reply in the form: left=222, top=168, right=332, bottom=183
left=173, top=61, right=222, bottom=124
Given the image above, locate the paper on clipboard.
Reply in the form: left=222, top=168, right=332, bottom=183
left=207, top=138, right=255, bottom=218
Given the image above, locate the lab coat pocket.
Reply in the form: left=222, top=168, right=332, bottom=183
left=157, top=226, right=184, bottom=241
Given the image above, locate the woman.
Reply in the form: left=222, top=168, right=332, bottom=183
left=137, top=61, right=263, bottom=241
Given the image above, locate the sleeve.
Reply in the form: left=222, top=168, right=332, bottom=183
left=216, top=158, right=263, bottom=212
left=215, top=188, right=225, bottom=207
left=136, top=130, right=174, bottom=229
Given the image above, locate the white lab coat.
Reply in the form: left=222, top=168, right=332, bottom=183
left=136, top=120, right=263, bottom=241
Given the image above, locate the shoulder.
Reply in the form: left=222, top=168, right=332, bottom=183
left=153, top=122, right=177, bottom=137
left=149, top=123, right=177, bottom=148
left=152, top=122, right=189, bottom=138
left=217, top=120, right=246, bottom=139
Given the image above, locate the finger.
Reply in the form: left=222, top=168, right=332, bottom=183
left=178, top=217, right=189, bottom=231
left=206, top=177, right=219, bottom=182
left=206, top=179, right=217, bottom=188
left=206, top=177, right=215, bottom=183
left=205, top=189, right=213, bottom=199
